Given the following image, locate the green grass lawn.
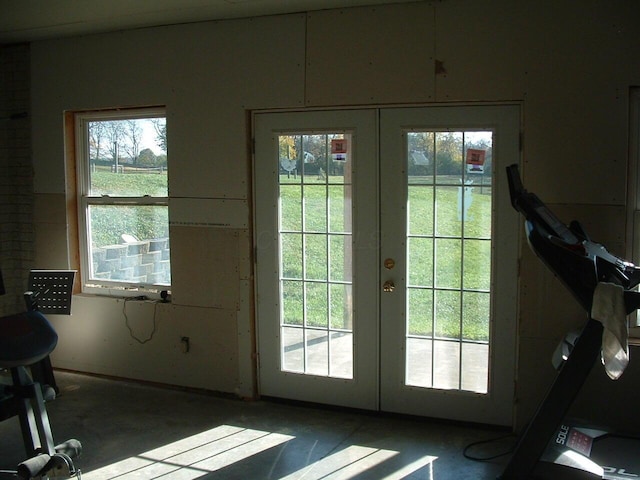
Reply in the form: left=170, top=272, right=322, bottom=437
left=279, top=174, right=492, bottom=342
left=88, top=170, right=169, bottom=247
left=90, top=168, right=492, bottom=342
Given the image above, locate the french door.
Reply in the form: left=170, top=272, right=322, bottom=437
left=253, top=105, right=519, bottom=425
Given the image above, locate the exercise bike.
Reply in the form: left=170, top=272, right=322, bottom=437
left=0, top=271, right=81, bottom=479
left=500, top=164, right=640, bottom=479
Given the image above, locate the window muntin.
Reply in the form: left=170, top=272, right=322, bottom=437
left=405, top=129, right=493, bottom=393
left=278, top=132, right=354, bottom=379
left=76, top=109, right=170, bottom=293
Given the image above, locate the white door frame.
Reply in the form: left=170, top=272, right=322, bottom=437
left=379, top=105, right=520, bottom=425
left=253, top=109, right=379, bottom=410
left=253, top=104, right=520, bottom=425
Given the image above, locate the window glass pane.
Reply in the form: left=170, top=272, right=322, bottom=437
left=329, top=283, right=352, bottom=329
left=435, top=186, right=461, bottom=237
left=463, top=131, right=492, bottom=238
left=434, top=289, right=461, bottom=339
left=281, top=280, right=303, bottom=326
left=435, top=132, right=463, bottom=179
left=462, top=291, right=490, bottom=341
left=306, top=329, right=329, bottom=376
left=304, top=234, right=327, bottom=281
left=433, top=340, right=460, bottom=390
left=404, top=128, right=493, bottom=395
left=88, top=205, right=170, bottom=285
left=406, top=337, right=433, bottom=388
left=408, top=186, right=433, bottom=235
left=281, top=233, right=302, bottom=279
left=330, top=332, right=353, bottom=378
left=463, top=239, right=491, bottom=290
left=408, top=237, right=433, bottom=287
left=462, top=182, right=492, bottom=238
left=282, top=326, right=304, bottom=372
left=279, top=135, right=301, bottom=184
left=407, top=131, right=434, bottom=185
left=328, top=185, right=351, bottom=233
left=461, top=343, right=488, bottom=393
left=305, top=282, right=328, bottom=328
left=280, top=185, right=302, bottom=231
left=88, top=117, right=167, bottom=197
left=329, top=234, right=352, bottom=282
left=434, top=238, right=461, bottom=288
left=407, top=288, right=433, bottom=336
left=277, top=132, right=353, bottom=379
left=301, top=135, right=329, bottom=184
left=304, top=185, right=327, bottom=232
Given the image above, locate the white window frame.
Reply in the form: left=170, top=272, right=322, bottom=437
left=629, top=88, right=640, bottom=336
left=75, top=107, right=170, bottom=296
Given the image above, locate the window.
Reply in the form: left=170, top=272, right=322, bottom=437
left=277, top=132, right=354, bottom=378
left=630, top=88, right=640, bottom=337
left=404, top=130, right=493, bottom=392
left=75, top=108, right=170, bottom=294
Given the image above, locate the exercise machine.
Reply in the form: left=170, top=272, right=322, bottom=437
left=0, top=270, right=81, bottom=479
left=500, top=164, right=640, bottom=479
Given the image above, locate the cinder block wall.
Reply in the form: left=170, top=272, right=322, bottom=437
left=0, top=44, right=32, bottom=316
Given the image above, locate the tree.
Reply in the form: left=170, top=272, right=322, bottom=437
left=407, top=131, right=435, bottom=176
left=123, top=120, right=143, bottom=166
left=138, top=148, right=157, bottom=167
left=88, top=121, right=107, bottom=161
left=152, top=118, right=167, bottom=152
left=156, top=153, right=167, bottom=168
left=435, top=131, right=463, bottom=175
left=104, top=121, right=126, bottom=167
left=279, top=135, right=297, bottom=160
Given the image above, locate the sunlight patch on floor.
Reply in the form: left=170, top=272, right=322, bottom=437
left=80, top=424, right=437, bottom=479
left=81, top=425, right=294, bottom=479
left=281, top=444, right=436, bottom=480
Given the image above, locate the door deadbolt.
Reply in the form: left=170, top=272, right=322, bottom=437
left=384, top=258, right=395, bottom=270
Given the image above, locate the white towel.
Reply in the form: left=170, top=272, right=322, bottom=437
left=591, top=282, right=629, bottom=380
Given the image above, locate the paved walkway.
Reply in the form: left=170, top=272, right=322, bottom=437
left=281, top=328, right=489, bottom=393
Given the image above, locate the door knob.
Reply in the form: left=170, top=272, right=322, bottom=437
left=383, top=280, right=395, bottom=292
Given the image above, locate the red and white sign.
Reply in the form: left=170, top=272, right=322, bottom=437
left=466, top=148, right=486, bottom=173
left=331, top=139, right=348, bottom=162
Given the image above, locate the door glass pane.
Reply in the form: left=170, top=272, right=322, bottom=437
left=435, top=186, right=461, bottom=237
left=281, top=280, right=303, bottom=326
left=282, top=326, right=304, bottom=372
left=280, top=185, right=302, bottom=231
left=278, top=133, right=354, bottom=379
left=405, top=130, right=493, bottom=393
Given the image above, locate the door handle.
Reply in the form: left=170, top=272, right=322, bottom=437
left=383, top=280, right=395, bottom=292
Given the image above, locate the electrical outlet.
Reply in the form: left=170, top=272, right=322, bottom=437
left=180, top=336, right=190, bottom=354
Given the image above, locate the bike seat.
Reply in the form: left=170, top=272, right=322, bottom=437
left=0, top=311, right=58, bottom=369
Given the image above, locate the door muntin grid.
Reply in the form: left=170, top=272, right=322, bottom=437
left=278, top=132, right=354, bottom=379
left=405, top=130, right=493, bottom=393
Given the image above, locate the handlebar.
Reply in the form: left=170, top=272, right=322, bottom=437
left=506, top=164, right=640, bottom=313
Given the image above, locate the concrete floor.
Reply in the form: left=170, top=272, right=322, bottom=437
left=0, top=371, right=514, bottom=479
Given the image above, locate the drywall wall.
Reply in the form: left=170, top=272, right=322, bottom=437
left=27, top=0, right=640, bottom=429
left=30, top=13, right=307, bottom=398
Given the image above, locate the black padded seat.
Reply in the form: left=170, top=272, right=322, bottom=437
left=0, top=311, right=58, bottom=369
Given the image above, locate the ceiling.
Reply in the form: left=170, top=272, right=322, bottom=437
left=0, top=0, right=413, bottom=44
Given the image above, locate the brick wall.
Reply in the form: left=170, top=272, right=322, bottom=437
left=0, top=44, right=33, bottom=316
